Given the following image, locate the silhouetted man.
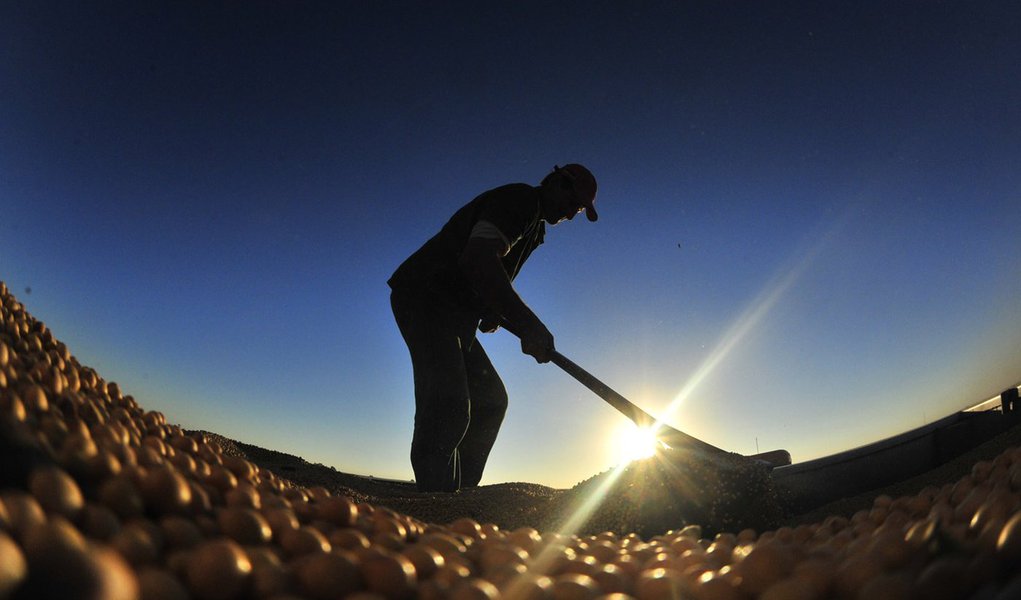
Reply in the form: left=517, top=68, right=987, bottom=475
left=389, top=164, right=598, bottom=492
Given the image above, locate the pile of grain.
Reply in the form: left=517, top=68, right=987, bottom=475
left=543, top=449, right=782, bottom=540
left=2, top=280, right=1021, bottom=599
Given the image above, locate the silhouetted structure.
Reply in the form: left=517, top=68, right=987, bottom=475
left=1003, top=387, right=1019, bottom=414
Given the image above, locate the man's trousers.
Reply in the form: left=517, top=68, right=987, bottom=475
left=390, top=288, right=508, bottom=492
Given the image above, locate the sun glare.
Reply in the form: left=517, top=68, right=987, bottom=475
left=616, top=424, right=661, bottom=463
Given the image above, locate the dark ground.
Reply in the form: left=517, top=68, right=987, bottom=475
left=193, top=416, right=1021, bottom=536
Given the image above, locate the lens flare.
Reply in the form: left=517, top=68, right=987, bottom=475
left=663, top=213, right=851, bottom=421
left=615, top=424, right=662, bottom=463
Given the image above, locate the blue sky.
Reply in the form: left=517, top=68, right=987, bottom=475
left=3, top=1, right=1020, bottom=487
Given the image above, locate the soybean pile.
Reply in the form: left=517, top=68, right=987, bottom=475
left=2, top=281, right=1021, bottom=600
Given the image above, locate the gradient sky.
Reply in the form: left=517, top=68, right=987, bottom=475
left=3, top=2, right=1020, bottom=488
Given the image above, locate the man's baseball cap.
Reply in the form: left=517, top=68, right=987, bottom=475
left=555, top=163, right=598, bottom=222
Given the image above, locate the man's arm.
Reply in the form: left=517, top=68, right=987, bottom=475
left=458, top=237, right=554, bottom=362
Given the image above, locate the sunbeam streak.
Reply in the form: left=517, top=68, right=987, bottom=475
left=500, top=461, right=631, bottom=595
left=664, top=214, right=852, bottom=421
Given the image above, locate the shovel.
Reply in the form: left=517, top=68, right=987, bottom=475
left=504, top=323, right=790, bottom=467
left=547, top=350, right=731, bottom=457
left=552, top=350, right=791, bottom=466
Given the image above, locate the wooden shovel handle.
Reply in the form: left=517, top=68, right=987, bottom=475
left=549, top=351, right=729, bottom=456
left=499, top=319, right=730, bottom=457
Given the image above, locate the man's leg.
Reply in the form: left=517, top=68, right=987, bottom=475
left=391, top=291, right=473, bottom=492
left=458, top=340, right=508, bottom=488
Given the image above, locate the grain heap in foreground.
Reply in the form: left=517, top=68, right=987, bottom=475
left=2, top=280, right=1021, bottom=600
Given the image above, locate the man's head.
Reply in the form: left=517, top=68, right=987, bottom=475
left=539, top=163, right=598, bottom=225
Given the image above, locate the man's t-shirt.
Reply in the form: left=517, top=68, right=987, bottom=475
left=388, top=183, right=546, bottom=314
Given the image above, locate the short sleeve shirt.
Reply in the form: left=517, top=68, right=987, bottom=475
left=388, top=183, right=546, bottom=313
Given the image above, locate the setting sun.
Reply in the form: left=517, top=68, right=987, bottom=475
left=614, top=424, right=663, bottom=463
